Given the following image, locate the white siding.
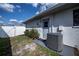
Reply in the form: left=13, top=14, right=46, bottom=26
left=51, top=7, right=79, bottom=48
left=0, top=26, right=26, bottom=38
left=63, top=27, right=79, bottom=48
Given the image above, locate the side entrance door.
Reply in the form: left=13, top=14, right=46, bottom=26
left=43, top=19, right=49, bottom=39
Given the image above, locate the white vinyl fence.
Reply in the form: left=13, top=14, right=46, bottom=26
left=0, top=26, right=26, bottom=38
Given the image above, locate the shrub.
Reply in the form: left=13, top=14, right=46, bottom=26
left=29, top=29, right=39, bottom=39
left=24, top=29, right=39, bottom=39
left=24, top=30, right=30, bottom=37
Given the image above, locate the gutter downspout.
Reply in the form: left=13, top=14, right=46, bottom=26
left=50, top=15, right=54, bottom=33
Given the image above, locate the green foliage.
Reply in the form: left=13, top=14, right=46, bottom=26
left=24, top=29, right=39, bottom=39
left=24, top=30, right=30, bottom=37
left=0, top=36, right=59, bottom=56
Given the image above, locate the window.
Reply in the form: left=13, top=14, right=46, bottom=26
left=73, top=9, right=79, bottom=26
left=43, top=21, right=48, bottom=27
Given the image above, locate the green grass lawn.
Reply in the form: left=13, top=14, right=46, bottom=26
left=0, top=37, right=12, bottom=56
left=0, top=35, right=59, bottom=56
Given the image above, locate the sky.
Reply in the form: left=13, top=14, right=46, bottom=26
left=0, top=3, right=40, bottom=24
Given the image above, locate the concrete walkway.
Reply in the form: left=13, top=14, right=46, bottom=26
left=59, top=45, right=74, bottom=56
left=33, top=39, right=75, bottom=56
left=33, top=39, right=47, bottom=48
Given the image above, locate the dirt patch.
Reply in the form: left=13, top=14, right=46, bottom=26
left=15, top=43, right=37, bottom=55
left=24, top=43, right=37, bottom=51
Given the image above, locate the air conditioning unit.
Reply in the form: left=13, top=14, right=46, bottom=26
left=46, top=32, right=63, bottom=52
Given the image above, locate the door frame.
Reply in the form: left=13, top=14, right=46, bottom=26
left=42, top=18, right=49, bottom=39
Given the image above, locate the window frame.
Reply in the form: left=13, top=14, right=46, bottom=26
left=43, top=18, right=49, bottom=28
left=73, top=9, right=79, bottom=27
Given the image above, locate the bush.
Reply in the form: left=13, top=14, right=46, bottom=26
left=24, top=29, right=39, bottom=39
left=24, top=30, right=30, bottom=37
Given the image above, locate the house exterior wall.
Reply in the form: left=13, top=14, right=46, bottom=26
left=26, top=19, right=43, bottom=38
left=25, top=6, right=79, bottom=48
left=0, top=26, right=26, bottom=38
left=51, top=6, right=79, bottom=48
left=26, top=16, right=51, bottom=39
